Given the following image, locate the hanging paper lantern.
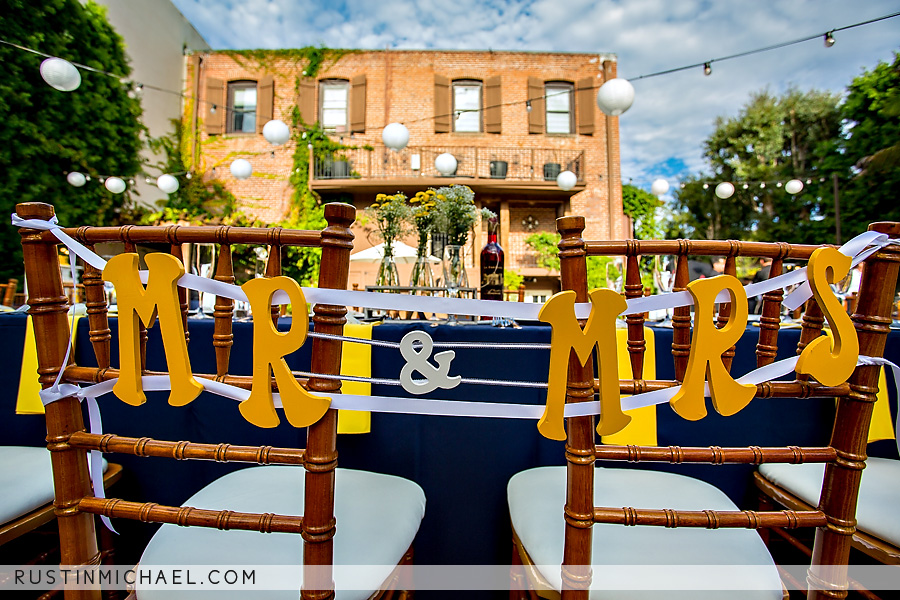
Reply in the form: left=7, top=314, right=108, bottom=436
left=556, top=170, right=577, bottom=191
left=434, top=153, right=457, bottom=176
left=596, top=78, right=635, bottom=116
left=66, top=172, right=86, bottom=187
left=230, top=159, right=253, bottom=180
left=715, top=182, right=735, bottom=199
left=157, top=174, right=179, bottom=194
left=382, top=122, right=410, bottom=151
left=785, top=179, right=804, bottom=194
left=40, top=57, right=81, bottom=92
left=104, top=177, right=126, bottom=194
left=262, top=120, right=291, bottom=146
left=651, top=178, right=670, bottom=196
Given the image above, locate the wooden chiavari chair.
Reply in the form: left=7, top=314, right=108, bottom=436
left=508, top=215, right=900, bottom=599
left=17, top=201, right=425, bottom=600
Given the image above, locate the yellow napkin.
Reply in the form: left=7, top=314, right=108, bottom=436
left=867, top=367, right=893, bottom=444
left=16, top=315, right=83, bottom=414
left=601, top=327, right=657, bottom=446
left=336, top=323, right=372, bottom=434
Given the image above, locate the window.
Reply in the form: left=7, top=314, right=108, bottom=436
left=545, top=82, right=573, bottom=134
left=453, top=80, right=482, bottom=132
left=320, top=79, right=349, bottom=132
left=227, top=81, right=257, bottom=133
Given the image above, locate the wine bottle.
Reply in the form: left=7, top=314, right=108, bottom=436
left=480, top=219, right=504, bottom=301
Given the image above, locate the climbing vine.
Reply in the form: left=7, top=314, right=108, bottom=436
left=220, top=47, right=354, bottom=78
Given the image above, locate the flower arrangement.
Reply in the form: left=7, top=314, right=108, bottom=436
left=433, top=185, right=478, bottom=246
left=409, top=189, right=438, bottom=248
left=367, top=192, right=411, bottom=248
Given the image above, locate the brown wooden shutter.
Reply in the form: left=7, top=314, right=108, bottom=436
left=350, top=74, right=367, bottom=133
left=295, top=78, right=316, bottom=125
left=256, top=75, right=274, bottom=133
left=576, top=76, right=594, bottom=135
left=484, top=75, right=502, bottom=134
left=434, top=74, right=450, bottom=133
left=205, top=77, right=226, bottom=135
left=527, top=76, right=545, bottom=134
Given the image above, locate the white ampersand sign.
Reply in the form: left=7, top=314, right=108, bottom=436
left=399, top=330, right=462, bottom=395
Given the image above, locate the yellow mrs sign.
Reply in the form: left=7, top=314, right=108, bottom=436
left=103, top=253, right=328, bottom=428
left=537, top=247, right=859, bottom=441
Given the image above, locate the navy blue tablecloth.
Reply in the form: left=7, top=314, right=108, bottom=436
left=3, top=312, right=897, bottom=584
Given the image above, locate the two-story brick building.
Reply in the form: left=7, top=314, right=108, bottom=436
left=187, top=49, right=627, bottom=300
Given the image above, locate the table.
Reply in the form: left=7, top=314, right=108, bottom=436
left=3, top=313, right=898, bottom=597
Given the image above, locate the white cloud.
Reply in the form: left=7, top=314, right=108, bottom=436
left=172, top=0, right=899, bottom=190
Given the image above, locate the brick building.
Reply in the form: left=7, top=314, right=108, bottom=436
left=188, top=49, right=627, bottom=300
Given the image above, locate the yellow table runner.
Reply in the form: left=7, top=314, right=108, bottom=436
left=601, top=327, right=658, bottom=446
left=336, top=323, right=372, bottom=434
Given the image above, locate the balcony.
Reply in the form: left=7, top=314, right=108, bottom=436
left=309, top=145, right=587, bottom=197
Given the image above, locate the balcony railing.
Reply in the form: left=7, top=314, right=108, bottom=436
left=312, top=145, right=585, bottom=182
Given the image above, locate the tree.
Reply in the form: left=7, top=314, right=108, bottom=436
left=622, top=184, right=662, bottom=239
left=837, top=53, right=900, bottom=238
left=696, top=88, right=842, bottom=243
left=0, top=0, right=144, bottom=281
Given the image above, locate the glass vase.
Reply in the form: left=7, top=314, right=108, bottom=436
left=375, top=242, right=400, bottom=288
left=442, top=244, right=468, bottom=297
left=409, top=234, right=435, bottom=289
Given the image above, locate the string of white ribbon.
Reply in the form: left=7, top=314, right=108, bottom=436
left=11, top=214, right=893, bottom=320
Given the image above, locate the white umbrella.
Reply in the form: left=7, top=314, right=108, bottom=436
left=350, top=240, right=439, bottom=265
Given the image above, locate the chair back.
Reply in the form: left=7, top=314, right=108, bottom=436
left=555, top=215, right=900, bottom=598
left=17, top=201, right=355, bottom=599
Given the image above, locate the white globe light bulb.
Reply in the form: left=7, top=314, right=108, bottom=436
left=382, top=122, right=410, bottom=151
left=785, top=179, right=804, bottom=194
left=104, top=177, right=126, bottom=194
left=715, top=182, right=735, bottom=199
left=262, top=119, right=291, bottom=146
left=434, top=153, right=457, bottom=176
left=157, top=174, right=180, bottom=194
left=230, top=159, right=253, bottom=180
left=556, top=170, right=577, bottom=191
left=651, top=178, right=670, bottom=196
left=40, top=57, right=82, bottom=92
left=596, top=78, right=635, bottom=116
left=66, top=172, right=86, bottom=187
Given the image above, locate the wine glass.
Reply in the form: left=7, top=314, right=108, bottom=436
left=606, top=258, right=624, bottom=294
left=190, top=243, right=216, bottom=319
left=652, top=255, right=675, bottom=326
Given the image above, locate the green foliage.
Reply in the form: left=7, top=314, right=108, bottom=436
left=0, top=0, right=145, bottom=281
left=221, top=47, right=353, bottom=78
left=504, top=269, right=523, bottom=291
left=622, top=184, right=662, bottom=239
left=686, top=88, right=842, bottom=243
left=524, top=232, right=619, bottom=289
left=285, top=116, right=349, bottom=286
left=837, top=53, right=900, bottom=237
left=145, top=120, right=258, bottom=225
left=525, top=232, right=561, bottom=271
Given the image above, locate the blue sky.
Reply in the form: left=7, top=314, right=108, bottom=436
left=171, top=0, right=899, bottom=197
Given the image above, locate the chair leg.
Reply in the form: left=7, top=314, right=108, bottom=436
left=510, top=539, right=538, bottom=600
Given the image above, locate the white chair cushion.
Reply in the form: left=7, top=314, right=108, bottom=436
left=0, top=446, right=55, bottom=526
left=0, top=446, right=108, bottom=527
left=508, top=466, right=782, bottom=599
left=759, top=456, right=900, bottom=547
left=137, top=466, right=425, bottom=600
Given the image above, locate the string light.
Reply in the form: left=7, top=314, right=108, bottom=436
left=4, top=10, right=898, bottom=194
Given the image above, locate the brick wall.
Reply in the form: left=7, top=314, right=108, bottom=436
left=191, top=49, right=627, bottom=285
